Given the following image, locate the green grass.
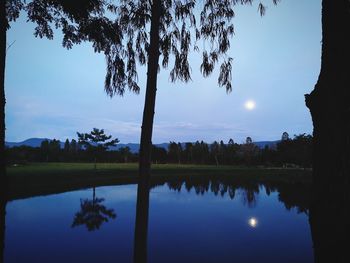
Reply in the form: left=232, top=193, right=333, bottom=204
left=6, top=162, right=312, bottom=201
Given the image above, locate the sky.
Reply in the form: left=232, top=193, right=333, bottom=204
left=5, top=0, right=322, bottom=144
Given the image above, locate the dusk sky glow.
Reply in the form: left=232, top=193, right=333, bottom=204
left=5, top=0, right=321, bottom=144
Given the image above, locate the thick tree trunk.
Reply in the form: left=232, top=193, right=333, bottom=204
left=306, top=1, right=350, bottom=262
left=138, top=0, right=161, bottom=179
left=0, top=0, right=6, bottom=178
left=305, top=0, right=350, bottom=187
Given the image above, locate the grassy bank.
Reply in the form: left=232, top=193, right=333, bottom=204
left=6, top=162, right=312, bottom=201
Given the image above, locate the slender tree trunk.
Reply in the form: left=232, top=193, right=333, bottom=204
left=306, top=1, right=350, bottom=262
left=138, top=0, right=161, bottom=178
left=0, top=0, right=6, bottom=178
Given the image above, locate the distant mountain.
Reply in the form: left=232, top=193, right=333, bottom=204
left=5, top=138, right=279, bottom=152
left=5, top=138, right=51, bottom=148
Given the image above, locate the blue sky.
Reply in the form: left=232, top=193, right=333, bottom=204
left=5, top=0, right=321, bottom=144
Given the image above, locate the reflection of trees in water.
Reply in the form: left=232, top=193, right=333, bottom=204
left=240, top=187, right=259, bottom=208
left=154, top=177, right=311, bottom=213
left=134, top=177, right=150, bottom=263
left=0, top=178, right=8, bottom=263
left=135, top=177, right=313, bottom=263
left=72, top=187, right=116, bottom=231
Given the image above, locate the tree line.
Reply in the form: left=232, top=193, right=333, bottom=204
left=6, top=131, right=312, bottom=168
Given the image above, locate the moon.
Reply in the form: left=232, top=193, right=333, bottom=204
left=244, top=100, right=256, bottom=110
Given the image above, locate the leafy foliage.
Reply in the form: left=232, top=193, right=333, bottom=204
left=77, top=128, right=119, bottom=151
left=102, top=0, right=280, bottom=96
left=6, top=132, right=312, bottom=167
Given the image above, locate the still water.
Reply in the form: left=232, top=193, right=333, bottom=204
left=3, top=180, right=313, bottom=263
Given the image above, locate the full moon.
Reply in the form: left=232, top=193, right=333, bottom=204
left=244, top=100, right=256, bottom=110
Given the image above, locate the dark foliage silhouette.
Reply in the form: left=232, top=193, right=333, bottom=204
left=77, top=128, right=119, bottom=169
left=1, top=0, right=119, bottom=177
left=6, top=133, right=313, bottom=167
left=85, top=0, right=279, bottom=178
left=72, top=187, right=116, bottom=231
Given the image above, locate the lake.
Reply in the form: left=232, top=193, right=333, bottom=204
left=2, top=178, right=313, bottom=263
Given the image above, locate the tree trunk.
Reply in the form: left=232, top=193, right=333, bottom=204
left=306, top=1, right=350, bottom=262
left=305, top=0, right=350, bottom=187
left=138, top=0, right=161, bottom=179
left=0, top=0, right=6, bottom=178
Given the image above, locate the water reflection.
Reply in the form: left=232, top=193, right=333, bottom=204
left=134, top=177, right=150, bottom=263
left=2, top=175, right=349, bottom=263
left=71, top=187, right=116, bottom=231
left=132, top=177, right=311, bottom=263
left=248, top=217, right=258, bottom=228
left=150, top=177, right=310, bottom=212
left=309, top=183, right=350, bottom=263
left=0, top=190, right=5, bottom=263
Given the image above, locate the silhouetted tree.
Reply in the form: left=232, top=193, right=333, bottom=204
left=184, top=142, right=193, bottom=164
left=192, top=140, right=209, bottom=164
left=246, top=137, right=253, bottom=145
left=281, top=131, right=289, bottom=141
left=49, top=139, right=61, bottom=161
left=151, top=145, right=167, bottom=164
left=305, top=0, right=350, bottom=186
left=40, top=140, right=49, bottom=162
left=119, top=146, right=131, bottom=163
left=39, top=139, right=61, bottom=162
left=168, top=141, right=182, bottom=164
left=210, top=141, right=220, bottom=166
left=69, top=139, right=78, bottom=161
left=219, top=140, right=226, bottom=164
left=304, top=4, right=350, bottom=260
left=96, top=0, right=280, bottom=178
left=242, top=137, right=258, bottom=166
left=64, top=139, right=70, bottom=151
left=226, top=138, right=239, bottom=164
left=77, top=128, right=119, bottom=169
left=277, top=134, right=312, bottom=168
left=1, top=1, right=119, bottom=177
left=63, top=139, right=70, bottom=161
